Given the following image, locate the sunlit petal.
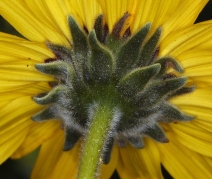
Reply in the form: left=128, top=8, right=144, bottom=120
left=157, top=132, right=212, bottom=178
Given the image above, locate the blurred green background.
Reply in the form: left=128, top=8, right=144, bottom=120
left=0, top=1, right=212, bottom=179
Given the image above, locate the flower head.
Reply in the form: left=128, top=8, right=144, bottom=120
left=0, top=0, right=212, bottom=178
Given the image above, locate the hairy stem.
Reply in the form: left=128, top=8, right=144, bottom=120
left=77, top=103, right=114, bottom=179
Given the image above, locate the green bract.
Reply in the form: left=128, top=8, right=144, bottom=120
left=32, top=15, right=195, bottom=164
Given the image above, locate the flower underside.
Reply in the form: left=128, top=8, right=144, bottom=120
left=32, top=14, right=195, bottom=164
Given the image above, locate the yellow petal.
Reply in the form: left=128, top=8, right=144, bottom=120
left=174, top=49, right=212, bottom=78
left=178, top=106, right=212, bottom=133
left=184, top=64, right=212, bottom=77
left=0, top=67, right=52, bottom=82
left=135, top=139, right=163, bottom=178
left=131, top=0, right=179, bottom=35
left=169, top=125, right=212, bottom=157
left=12, top=82, right=51, bottom=95
left=116, top=154, right=137, bottom=179
left=161, top=0, right=208, bottom=39
left=171, top=89, right=212, bottom=109
left=202, top=156, right=212, bottom=168
left=11, top=121, right=60, bottom=159
left=177, top=105, right=212, bottom=123
left=187, top=81, right=212, bottom=90
left=193, top=120, right=212, bottom=133
left=0, top=92, right=29, bottom=103
left=119, top=139, right=163, bottom=178
left=68, top=0, right=102, bottom=31
left=160, top=23, right=212, bottom=57
left=171, top=122, right=212, bottom=140
left=195, top=20, right=212, bottom=49
left=62, top=0, right=83, bottom=29
left=99, top=145, right=119, bottom=179
left=0, top=125, right=29, bottom=164
left=0, top=82, right=50, bottom=101
left=0, top=34, right=55, bottom=83
left=187, top=77, right=212, bottom=88
left=176, top=49, right=212, bottom=68
left=0, top=81, right=35, bottom=93
left=0, top=116, right=31, bottom=144
left=0, top=0, right=69, bottom=45
left=0, top=97, right=38, bottom=164
left=98, top=0, right=207, bottom=37
left=0, top=96, right=42, bottom=132
left=98, top=0, right=137, bottom=32
left=0, top=33, right=54, bottom=62
left=157, top=132, right=212, bottom=178
left=31, top=131, right=80, bottom=179
left=25, top=0, right=71, bottom=41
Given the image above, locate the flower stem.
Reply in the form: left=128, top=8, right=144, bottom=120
left=77, top=103, right=114, bottom=179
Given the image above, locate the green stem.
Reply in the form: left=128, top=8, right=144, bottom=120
left=77, top=103, right=114, bottom=179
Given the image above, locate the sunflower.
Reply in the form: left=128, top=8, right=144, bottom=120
left=0, top=0, right=212, bottom=178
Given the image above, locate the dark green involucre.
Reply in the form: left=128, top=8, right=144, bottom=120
left=32, top=15, right=195, bottom=164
